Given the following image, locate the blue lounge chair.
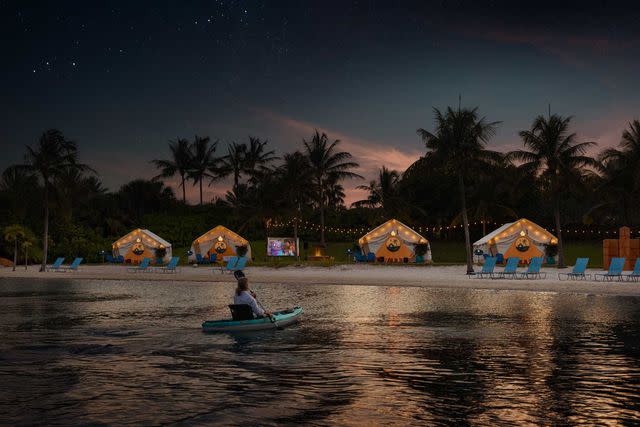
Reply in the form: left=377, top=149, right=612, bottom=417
left=128, top=257, right=151, bottom=273
left=366, top=252, right=376, bottom=262
left=105, top=254, right=115, bottom=263
left=209, top=253, right=218, bottom=263
left=496, top=253, right=505, bottom=264
left=518, top=257, right=546, bottom=279
left=195, top=253, right=209, bottom=264
left=158, top=256, right=180, bottom=273
left=474, top=256, right=497, bottom=278
left=46, top=257, right=65, bottom=272
left=623, top=258, right=640, bottom=282
left=220, top=256, right=248, bottom=274
left=494, top=257, right=520, bottom=279
left=60, top=257, right=83, bottom=272
left=558, top=258, right=590, bottom=280
left=116, top=255, right=125, bottom=263
left=595, top=257, right=625, bottom=282
left=354, top=253, right=367, bottom=262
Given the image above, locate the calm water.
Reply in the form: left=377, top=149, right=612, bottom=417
left=1, top=278, right=640, bottom=426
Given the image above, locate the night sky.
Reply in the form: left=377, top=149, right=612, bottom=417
left=2, top=1, right=640, bottom=203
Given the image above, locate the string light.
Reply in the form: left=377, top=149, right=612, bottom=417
left=265, top=216, right=633, bottom=237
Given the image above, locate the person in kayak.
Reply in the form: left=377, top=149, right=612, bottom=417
left=234, top=277, right=271, bottom=318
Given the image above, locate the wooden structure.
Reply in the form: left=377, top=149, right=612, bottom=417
left=603, top=226, right=640, bottom=270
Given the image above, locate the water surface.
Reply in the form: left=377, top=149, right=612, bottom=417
left=2, top=278, right=640, bottom=425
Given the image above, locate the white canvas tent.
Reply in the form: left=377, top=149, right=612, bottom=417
left=473, top=218, right=557, bottom=263
left=358, top=219, right=432, bottom=262
left=112, top=229, right=172, bottom=264
left=189, top=225, right=251, bottom=263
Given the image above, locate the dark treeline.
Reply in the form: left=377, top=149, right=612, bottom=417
left=2, top=107, right=639, bottom=269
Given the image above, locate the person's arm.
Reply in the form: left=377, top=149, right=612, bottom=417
left=248, top=295, right=265, bottom=317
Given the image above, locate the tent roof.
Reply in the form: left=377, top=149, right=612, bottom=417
left=359, top=219, right=428, bottom=245
left=113, top=229, right=171, bottom=247
left=473, top=218, right=556, bottom=246
left=473, top=222, right=514, bottom=246
left=192, top=225, right=249, bottom=244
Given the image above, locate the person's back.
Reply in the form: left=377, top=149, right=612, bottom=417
left=233, top=277, right=268, bottom=318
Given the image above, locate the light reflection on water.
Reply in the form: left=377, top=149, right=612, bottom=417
left=1, top=278, right=640, bottom=425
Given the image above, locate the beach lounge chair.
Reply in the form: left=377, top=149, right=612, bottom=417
left=116, top=255, right=125, bottom=263
left=473, top=256, right=497, bottom=278
left=196, top=253, right=209, bottom=264
left=157, top=256, right=180, bottom=273
left=46, top=257, right=65, bottom=272
left=60, top=257, right=83, bottom=272
left=518, top=257, right=546, bottom=279
left=220, top=256, right=248, bottom=274
left=354, top=253, right=367, bottom=262
left=106, top=254, right=115, bottom=263
left=494, top=257, right=520, bottom=279
left=558, top=258, right=590, bottom=280
left=623, top=258, right=640, bottom=282
left=128, top=257, right=151, bottom=273
left=209, top=253, right=218, bottom=263
left=366, top=252, right=376, bottom=262
left=595, top=257, right=625, bottom=282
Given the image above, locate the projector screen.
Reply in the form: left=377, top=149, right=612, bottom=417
left=267, top=237, right=299, bottom=257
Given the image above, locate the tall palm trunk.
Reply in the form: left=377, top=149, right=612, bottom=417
left=458, top=173, right=474, bottom=274
left=199, top=179, right=203, bottom=205
left=180, top=174, right=186, bottom=203
left=553, top=200, right=565, bottom=268
left=24, top=244, right=28, bottom=270
left=319, top=184, right=326, bottom=247
left=13, top=238, right=17, bottom=272
left=40, top=185, right=49, bottom=272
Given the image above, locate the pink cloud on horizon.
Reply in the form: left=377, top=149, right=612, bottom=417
left=252, top=108, right=423, bottom=205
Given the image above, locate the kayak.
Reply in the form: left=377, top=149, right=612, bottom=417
left=202, top=306, right=303, bottom=332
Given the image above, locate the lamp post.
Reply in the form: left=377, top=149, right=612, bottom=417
left=99, top=250, right=106, bottom=264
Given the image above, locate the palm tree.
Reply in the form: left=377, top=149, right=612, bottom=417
left=220, top=142, right=247, bottom=194
left=243, top=137, right=278, bottom=184
left=508, top=114, right=598, bottom=267
left=278, top=151, right=313, bottom=240
left=23, top=129, right=91, bottom=272
left=188, top=135, right=219, bottom=205
left=4, top=224, right=26, bottom=271
left=152, top=138, right=192, bottom=203
left=303, top=130, right=362, bottom=246
left=353, top=166, right=400, bottom=216
left=418, top=107, right=500, bottom=274
left=21, top=239, right=33, bottom=271
left=593, top=120, right=640, bottom=225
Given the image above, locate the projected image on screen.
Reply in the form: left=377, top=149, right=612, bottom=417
left=267, top=237, right=298, bottom=257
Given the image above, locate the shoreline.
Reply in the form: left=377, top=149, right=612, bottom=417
left=1, top=264, right=640, bottom=297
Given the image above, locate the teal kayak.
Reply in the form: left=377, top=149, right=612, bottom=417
left=202, top=306, right=303, bottom=332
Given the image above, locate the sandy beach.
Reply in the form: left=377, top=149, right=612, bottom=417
left=1, top=263, right=639, bottom=296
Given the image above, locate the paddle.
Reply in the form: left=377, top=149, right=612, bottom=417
left=255, top=297, right=283, bottom=330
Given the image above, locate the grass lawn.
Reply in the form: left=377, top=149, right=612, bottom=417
left=174, top=240, right=603, bottom=268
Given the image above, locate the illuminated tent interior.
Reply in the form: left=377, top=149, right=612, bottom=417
left=112, top=229, right=172, bottom=264
left=189, top=225, right=252, bottom=263
left=358, top=219, right=432, bottom=262
left=473, top=218, right=558, bottom=263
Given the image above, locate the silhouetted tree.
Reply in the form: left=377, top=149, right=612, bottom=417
left=418, top=107, right=500, bottom=274
left=23, top=129, right=92, bottom=271
left=509, top=114, right=598, bottom=267
left=303, top=130, right=361, bottom=246
left=152, top=138, right=192, bottom=203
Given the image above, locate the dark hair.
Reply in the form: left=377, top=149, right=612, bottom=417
left=236, top=277, right=249, bottom=296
